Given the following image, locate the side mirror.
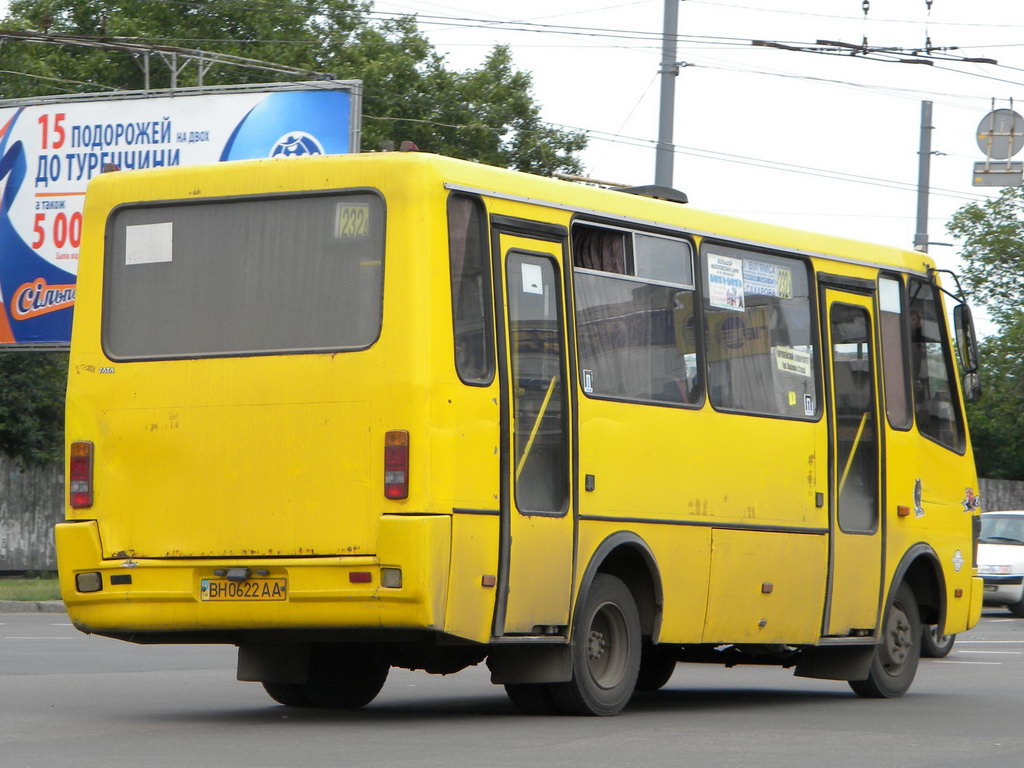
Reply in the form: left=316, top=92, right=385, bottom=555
left=953, top=304, right=980, bottom=374
left=963, top=371, right=982, bottom=402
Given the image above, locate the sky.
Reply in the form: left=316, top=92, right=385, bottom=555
left=368, top=0, right=1023, bottom=296
left=2, top=0, right=1020, bottom=324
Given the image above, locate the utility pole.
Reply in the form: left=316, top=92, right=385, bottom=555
left=914, top=100, right=933, bottom=252
left=655, top=0, right=680, bottom=187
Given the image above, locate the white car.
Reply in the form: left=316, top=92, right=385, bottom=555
left=978, top=510, right=1024, bottom=617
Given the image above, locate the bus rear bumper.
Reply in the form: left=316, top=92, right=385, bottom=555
left=55, top=515, right=452, bottom=639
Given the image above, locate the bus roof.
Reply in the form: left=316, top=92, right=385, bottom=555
left=89, top=151, right=936, bottom=277
left=426, top=153, right=934, bottom=277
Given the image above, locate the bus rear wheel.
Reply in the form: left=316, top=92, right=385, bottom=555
left=849, top=583, right=921, bottom=699
left=551, top=574, right=641, bottom=716
left=262, top=681, right=313, bottom=707
left=301, top=644, right=389, bottom=709
left=635, top=642, right=677, bottom=692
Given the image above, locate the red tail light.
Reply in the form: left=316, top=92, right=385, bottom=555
left=384, top=430, right=409, bottom=499
left=69, top=441, right=94, bottom=508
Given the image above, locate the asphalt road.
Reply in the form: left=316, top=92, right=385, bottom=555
left=2, top=611, right=1023, bottom=768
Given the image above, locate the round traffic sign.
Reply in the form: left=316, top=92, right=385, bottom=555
left=977, top=109, right=1024, bottom=159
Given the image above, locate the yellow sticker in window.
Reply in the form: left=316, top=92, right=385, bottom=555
left=336, top=203, right=370, bottom=238
left=788, top=391, right=797, bottom=406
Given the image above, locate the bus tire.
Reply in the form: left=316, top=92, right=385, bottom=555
left=302, top=645, right=389, bottom=709
left=635, top=642, right=677, bottom=692
left=504, top=683, right=561, bottom=715
left=849, top=582, right=921, bottom=699
left=551, top=574, right=641, bottom=716
left=262, top=681, right=313, bottom=707
left=920, top=625, right=955, bottom=658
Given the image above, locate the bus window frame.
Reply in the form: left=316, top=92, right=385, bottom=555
left=569, top=217, right=704, bottom=411
left=100, top=187, right=387, bottom=363
left=447, top=192, right=496, bottom=387
left=827, top=299, right=882, bottom=536
left=877, top=272, right=914, bottom=432
left=698, top=238, right=824, bottom=424
left=906, top=276, right=968, bottom=456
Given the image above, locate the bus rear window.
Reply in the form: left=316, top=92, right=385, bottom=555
left=103, top=192, right=385, bottom=360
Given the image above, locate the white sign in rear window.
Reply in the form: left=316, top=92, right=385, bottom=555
left=125, top=222, right=174, bottom=265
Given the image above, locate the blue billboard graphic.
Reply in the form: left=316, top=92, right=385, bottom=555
left=0, top=84, right=359, bottom=345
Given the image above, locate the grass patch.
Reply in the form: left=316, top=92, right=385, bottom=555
left=0, top=574, right=61, bottom=601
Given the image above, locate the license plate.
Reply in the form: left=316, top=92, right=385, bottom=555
left=984, top=585, right=998, bottom=592
left=200, top=578, right=287, bottom=601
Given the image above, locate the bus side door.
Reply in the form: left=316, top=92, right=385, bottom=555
left=822, top=286, right=884, bottom=635
left=492, top=223, right=575, bottom=636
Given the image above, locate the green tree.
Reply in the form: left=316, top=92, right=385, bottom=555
left=948, top=186, right=1024, bottom=480
left=959, top=317, right=1024, bottom=480
left=0, top=352, right=67, bottom=466
left=947, top=186, right=1024, bottom=326
left=0, top=1, right=586, bottom=464
left=0, top=0, right=587, bottom=173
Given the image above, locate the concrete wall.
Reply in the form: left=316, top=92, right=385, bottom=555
left=0, top=464, right=1023, bottom=570
left=0, top=457, right=63, bottom=571
left=980, top=478, right=1024, bottom=513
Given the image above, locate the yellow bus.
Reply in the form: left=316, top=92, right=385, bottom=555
left=57, top=152, right=983, bottom=716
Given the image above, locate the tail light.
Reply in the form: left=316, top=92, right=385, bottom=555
left=69, top=441, right=94, bottom=508
left=384, top=430, right=409, bottom=499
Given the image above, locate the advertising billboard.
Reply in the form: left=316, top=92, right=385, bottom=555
left=0, top=81, right=361, bottom=346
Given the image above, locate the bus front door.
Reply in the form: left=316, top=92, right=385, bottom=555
left=823, top=288, right=884, bottom=636
left=493, top=229, right=574, bottom=636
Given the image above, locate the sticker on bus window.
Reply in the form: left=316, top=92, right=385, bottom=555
left=743, top=260, right=778, bottom=297
left=125, top=222, right=173, bottom=265
left=743, top=260, right=794, bottom=300
left=707, top=254, right=744, bottom=311
left=775, top=346, right=812, bottom=377
left=521, top=262, right=544, bottom=295
left=804, top=394, right=814, bottom=416
left=335, top=203, right=370, bottom=238
left=582, top=369, right=594, bottom=393
left=777, top=267, right=793, bottom=299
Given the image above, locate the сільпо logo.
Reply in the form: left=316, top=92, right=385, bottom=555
left=269, top=132, right=325, bottom=157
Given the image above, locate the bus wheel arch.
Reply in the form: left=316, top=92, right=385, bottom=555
left=578, top=532, right=664, bottom=643
left=891, top=544, right=946, bottom=631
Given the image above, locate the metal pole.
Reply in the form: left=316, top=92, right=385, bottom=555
left=914, top=100, right=933, bottom=252
left=655, top=0, right=680, bottom=187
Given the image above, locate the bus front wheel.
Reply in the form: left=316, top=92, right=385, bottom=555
left=920, top=625, right=955, bottom=658
left=849, top=583, right=921, bottom=699
left=551, top=573, right=641, bottom=716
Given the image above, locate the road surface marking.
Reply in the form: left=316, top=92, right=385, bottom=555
left=956, top=640, right=1024, bottom=644
left=958, top=650, right=1022, bottom=655
left=933, top=660, right=1001, bottom=665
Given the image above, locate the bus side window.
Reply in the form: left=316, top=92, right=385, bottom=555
left=700, top=245, right=818, bottom=420
left=572, top=224, right=701, bottom=406
left=447, top=194, right=494, bottom=384
left=878, top=276, right=913, bottom=430
left=907, top=278, right=965, bottom=452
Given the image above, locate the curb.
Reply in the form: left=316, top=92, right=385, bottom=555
left=0, top=600, right=66, bottom=613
